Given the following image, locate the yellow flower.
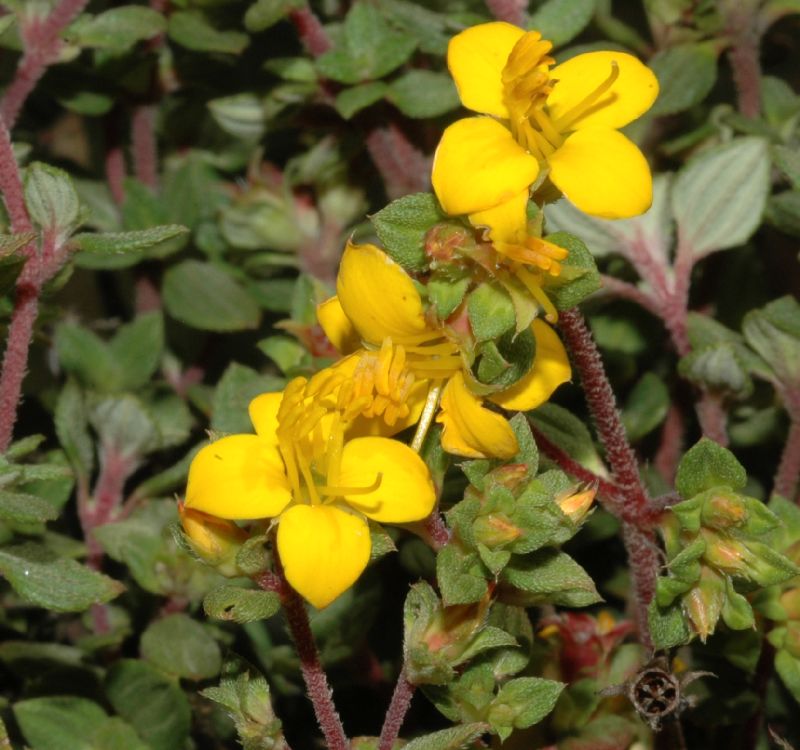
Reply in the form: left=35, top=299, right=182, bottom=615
left=184, top=384, right=436, bottom=609
left=318, top=240, right=572, bottom=460
left=432, top=22, right=659, bottom=220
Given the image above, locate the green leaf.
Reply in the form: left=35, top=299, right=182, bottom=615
left=387, top=70, right=460, bottom=118
left=89, top=395, right=159, bottom=458
left=204, top=583, right=281, bottom=623
left=0, top=491, right=59, bottom=524
left=211, top=363, right=284, bottom=434
left=93, top=502, right=177, bottom=595
left=168, top=11, right=249, bottom=54
left=14, top=696, right=107, bottom=750
left=500, top=549, right=601, bottom=607
left=371, top=192, right=445, bottom=271
left=487, top=677, right=565, bottom=740
left=316, top=2, right=416, bottom=84
left=163, top=260, right=261, bottom=332
left=436, top=544, right=488, bottom=606
left=334, top=82, right=388, bottom=119
left=671, top=137, right=770, bottom=258
left=72, top=224, right=189, bottom=261
left=201, top=658, right=286, bottom=749
left=55, top=322, right=119, bottom=391
left=141, top=613, right=222, bottom=680
left=530, top=0, right=596, bottom=46
left=208, top=93, right=267, bottom=141
left=54, top=380, right=94, bottom=480
left=622, top=372, right=669, bottom=441
left=24, top=162, right=82, bottom=240
left=402, top=723, right=490, bottom=750
left=649, top=43, right=718, bottom=115
left=529, top=403, right=606, bottom=476
left=543, top=232, right=601, bottom=310
left=467, top=281, right=516, bottom=342
left=648, top=600, right=692, bottom=650
left=773, top=144, right=800, bottom=190
left=245, top=0, right=303, bottom=31
left=68, top=6, right=166, bottom=51
left=258, top=335, right=310, bottom=375
left=109, top=312, right=164, bottom=391
left=766, top=190, right=800, bottom=237
left=0, top=542, right=123, bottom=611
left=775, top=650, right=800, bottom=705
left=105, top=660, right=191, bottom=750
left=90, top=719, right=149, bottom=750
left=678, top=343, right=753, bottom=398
left=742, top=296, right=800, bottom=388
left=675, top=437, right=747, bottom=499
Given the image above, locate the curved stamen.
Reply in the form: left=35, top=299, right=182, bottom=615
left=552, top=61, right=620, bottom=131
left=517, top=266, right=559, bottom=323
left=318, top=473, right=383, bottom=497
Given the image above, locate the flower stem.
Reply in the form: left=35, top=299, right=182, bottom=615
left=378, top=668, right=415, bottom=750
left=484, top=0, right=526, bottom=26
left=775, top=390, right=800, bottom=503
left=0, top=0, right=90, bottom=129
left=558, top=308, right=656, bottom=647
left=289, top=6, right=332, bottom=57
left=273, top=560, right=349, bottom=750
left=365, top=124, right=431, bottom=200
left=131, top=105, right=159, bottom=191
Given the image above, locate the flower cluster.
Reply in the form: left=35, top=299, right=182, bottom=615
left=181, top=21, right=659, bottom=609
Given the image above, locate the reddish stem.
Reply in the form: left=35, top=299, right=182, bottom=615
left=105, top=145, right=126, bottom=206
left=0, top=117, right=33, bottom=234
left=131, top=105, right=159, bottom=191
left=558, top=309, right=656, bottom=646
left=0, top=0, right=90, bottom=129
left=423, top=510, right=450, bottom=551
left=654, top=403, right=684, bottom=486
left=484, top=0, right=526, bottom=26
left=378, top=668, right=415, bottom=750
left=530, top=424, right=627, bottom=518
left=289, top=6, right=332, bottom=57
left=272, top=561, right=349, bottom=750
left=724, top=1, right=763, bottom=119
left=365, top=124, right=431, bottom=200
left=775, top=391, right=800, bottom=503
left=0, top=283, right=39, bottom=452
left=598, top=275, right=662, bottom=318
left=558, top=310, right=650, bottom=512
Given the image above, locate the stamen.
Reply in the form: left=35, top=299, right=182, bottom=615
left=517, top=267, right=559, bottom=323
left=552, top=61, right=620, bottom=131
left=530, top=109, right=563, bottom=149
left=318, top=473, right=383, bottom=497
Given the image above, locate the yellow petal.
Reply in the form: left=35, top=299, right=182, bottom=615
left=548, top=129, right=653, bottom=219
left=277, top=504, right=370, bottom=609
left=469, top=189, right=529, bottom=245
left=490, top=319, right=571, bottom=410
left=436, top=372, right=518, bottom=459
left=447, top=21, right=524, bottom=118
left=432, top=117, right=539, bottom=216
left=336, top=241, right=430, bottom=345
left=547, top=51, right=659, bottom=131
left=317, top=295, right=361, bottom=354
left=339, top=436, right=436, bottom=522
left=185, top=435, right=291, bottom=519
left=248, top=392, right=282, bottom=445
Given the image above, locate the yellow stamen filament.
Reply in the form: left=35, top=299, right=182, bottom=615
left=517, top=267, right=559, bottom=323
left=318, top=473, right=383, bottom=497
left=552, top=61, right=620, bottom=131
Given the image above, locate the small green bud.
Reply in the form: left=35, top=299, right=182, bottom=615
left=700, top=492, right=748, bottom=530
left=178, top=504, right=248, bottom=578
left=684, top=567, right=725, bottom=641
left=779, top=587, right=800, bottom=620
left=472, top=513, right=521, bottom=548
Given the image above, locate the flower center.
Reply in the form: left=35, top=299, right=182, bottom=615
left=502, top=31, right=621, bottom=161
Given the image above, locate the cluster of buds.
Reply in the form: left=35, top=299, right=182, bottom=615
left=657, top=489, right=799, bottom=641
left=447, top=448, right=596, bottom=578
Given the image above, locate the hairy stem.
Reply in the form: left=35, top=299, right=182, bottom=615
left=723, top=0, right=763, bottom=119
left=558, top=309, right=656, bottom=646
left=289, top=6, right=332, bottom=57
left=484, top=0, right=526, bottom=26
left=0, top=0, right=90, bottom=129
left=558, top=310, right=650, bottom=511
left=775, top=391, right=800, bottom=503
left=378, top=668, right=415, bottom=750
left=131, top=105, right=159, bottom=191
left=274, top=561, right=349, bottom=750
left=365, top=124, right=430, bottom=200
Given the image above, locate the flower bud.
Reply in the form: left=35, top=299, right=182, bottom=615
left=701, top=531, right=751, bottom=575
left=556, top=486, right=597, bottom=524
left=178, top=503, right=248, bottom=576
left=783, top=622, right=800, bottom=659
left=700, top=492, right=748, bottom=530
left=684, top=568, right=725, bottom=641
left=472, top=513, right=521, bottom=547
left=424, top=223, right=476, bottom=264
left=779, top=587, right=800, bottom=621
